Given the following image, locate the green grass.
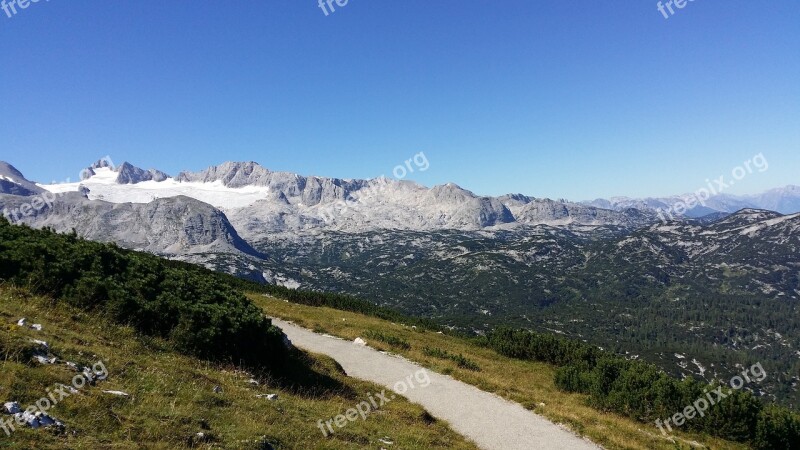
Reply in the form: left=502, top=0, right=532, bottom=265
left=0, top=286, right=478, bottom=449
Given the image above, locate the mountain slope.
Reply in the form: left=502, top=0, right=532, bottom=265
left=0, top=192, right=259, bottom=257
left=0, top=162, right=45, bottom=196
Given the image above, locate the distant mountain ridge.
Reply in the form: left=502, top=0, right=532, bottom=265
left=3, top=160, right=798, bottom=238
left=21, top=160, right=662, bottom=233
left=583, top=185, right=800, bottom=216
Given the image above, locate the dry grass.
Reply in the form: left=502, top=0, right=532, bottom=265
left=252, top=294, right=751, bottom=450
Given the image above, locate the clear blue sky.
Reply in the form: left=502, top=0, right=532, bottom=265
left=1, top=1, right=798, bottom=200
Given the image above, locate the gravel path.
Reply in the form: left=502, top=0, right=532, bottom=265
left=272, top=318, right=601, bottom=450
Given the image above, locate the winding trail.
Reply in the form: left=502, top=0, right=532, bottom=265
left=272, top=318, right=601, bottom=450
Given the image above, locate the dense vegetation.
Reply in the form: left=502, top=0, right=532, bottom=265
left=0, top=218, right=286, bottom=369
left=483, top=327, right=800, bottom=449
left=254, top=225, right=800, bottom=408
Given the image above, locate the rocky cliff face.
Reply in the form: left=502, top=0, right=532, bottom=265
left=116, top=162, right=170, bottom=184
left=0, top=192, right=258, bottom=257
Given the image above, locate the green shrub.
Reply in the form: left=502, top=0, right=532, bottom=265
left=0, top=219, right=287, bottom=369
left=754, top=406, right=800, bottom=450
left=363, top=330, right=411, bottom=350
left=422, top=346, right=480, bottom=371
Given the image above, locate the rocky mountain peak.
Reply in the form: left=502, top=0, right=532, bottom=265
left=0, top=161, right=45, bottom=196
left=116, top=162, right=170, bottom=184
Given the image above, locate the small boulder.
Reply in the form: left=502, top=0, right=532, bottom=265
left=35, top=412, right=56, bottom=426
left=17, top=410, right=40, bottom=429
left=33, top=355, right=57, bottom=365
left=57, top=383, right=79, bottom=395
left=30, top=339, right=49, bottom=349
left=102, top=390, right=130, bottom=397
left=353, top=338, right=367, bottom=347
left=3, top=402, right=21, bottom=414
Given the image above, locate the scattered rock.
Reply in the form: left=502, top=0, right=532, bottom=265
left=102, top=390, right=130, bottom=397
left=30, top=339, right=48, bottom=349
left=187, top=431, right=216, bottom=445
left=353, top=337, right=367, bottom=346
left=81, top=367, right=107, bottom=382
left=33, top=355, right=57, bottom=365
left=11, top=411, right=63, bottom=431
left=257, top=438, right=276, bottom=450
left=247, top=379, right=259, bottom=386
left=378, top=437, right=394, bottom=445
left=36, top=412, right=57, bottom=427
left=18, top=411, right=40, bottom=429
left=256, top=394, right=278, bottom=401
left=57, top=383, right=79, bottom=395
left=213, top=385, right=223, bottom=394
left=3, top=402, right=21, bottom=414
left=17, top=318, right=26, bottom=327
left=30, top=324, right=43, bottom=331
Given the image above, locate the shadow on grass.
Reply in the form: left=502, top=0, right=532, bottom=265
left=255, top=348, right=357, bottom=400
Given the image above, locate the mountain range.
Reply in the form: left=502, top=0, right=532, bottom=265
left=583, top=186, right=800, bottom=217
left=5, top=160, right=798, bottom=235
left=1, top=159, right=799, bottom=406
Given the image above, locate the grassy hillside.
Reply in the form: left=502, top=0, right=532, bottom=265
left=0, top=285, right=477, bottom=449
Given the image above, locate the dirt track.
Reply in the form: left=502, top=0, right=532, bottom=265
left=272, top=318, right=601, bottom=450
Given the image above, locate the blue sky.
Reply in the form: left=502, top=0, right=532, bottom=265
left=1, top=1, right=798, bottom=200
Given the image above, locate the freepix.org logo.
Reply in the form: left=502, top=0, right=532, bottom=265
left=318, top=0, right=350, bottom=17
left=657, top=0, right=697, bottom=20
left=2, top=0, right=50, bottom=19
